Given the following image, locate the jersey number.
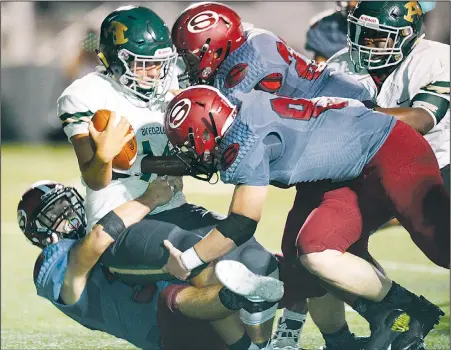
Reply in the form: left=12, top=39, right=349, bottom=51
left=270, top=96, right=347, bottom=121
left=276, top=41, right=324, bottom=80
left=139, top=141, right=171, bottom=181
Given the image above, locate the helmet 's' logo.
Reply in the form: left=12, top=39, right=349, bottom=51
left=188, top=11, right=219, bottom=33
left=225, top=63, right=248, bottom=88
left=109, top=21, right=129, bottom=45
left=168, top=99, right=192, bottom=128
left=221, top=143, right=239, bottom=170
left=404, top=2, right=422, bottom=23
left=17, top=209, right=27, bottom=232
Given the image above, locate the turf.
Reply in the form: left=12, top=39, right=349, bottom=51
left=1, top=145, right=449, bottom=349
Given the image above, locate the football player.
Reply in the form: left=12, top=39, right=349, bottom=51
left=58, top=6, right=283, bottom=349
left=279, top=2, right=450, bottom=349
left=171, top=3, right=448, bottom=348
left=170, top=2, right=372, bottom=348
left=18, top=179, right=288, bottom=350
left=305, top=2, right=358, bottom=63
left=328, top=1, right=449, bottom=193
left=162, top=86, right=447, bottom=350
left=172, top=2, right=372, bottom=108
left=275, top=1, right=449, bottom=348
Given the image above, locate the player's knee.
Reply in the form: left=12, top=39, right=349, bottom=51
left=238, top=245, right=278, bottom=276
left=300, top=250, right=344, bottom=274
left=158, top=284, right=189, bottom=317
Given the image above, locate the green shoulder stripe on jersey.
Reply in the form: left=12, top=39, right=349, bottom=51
left=59, top=110, right=93, bottom=122
left=62, top=120, right=86, bottom=128
left=421, top=81, right=450, bottom=95
left=411, top=92, right=449, bottom=123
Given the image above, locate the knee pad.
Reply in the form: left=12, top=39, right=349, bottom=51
left=238, top=242, right=279, bottom=277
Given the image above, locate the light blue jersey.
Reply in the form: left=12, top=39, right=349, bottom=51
left=214, top=28, right=371, bottom=106
left=34, top=239, right=175, bottom=350
left=219, top=91, right=395, bottom=186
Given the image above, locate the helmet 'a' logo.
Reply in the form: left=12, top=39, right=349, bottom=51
left=168, top=99, right=192, bottom=129
left=225, top=63, right=248, bottom=88
left=187, top=11, right=219, bottom=33
left=404, top=2, right=422, bottom=23
left=221, top=143, right=239, bottom=170
left=17, top=209, right=27, bottom=232
left=109, top=21, right=129, bottom=45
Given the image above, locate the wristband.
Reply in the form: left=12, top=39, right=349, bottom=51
left=180, top=247, right=204, bottom=271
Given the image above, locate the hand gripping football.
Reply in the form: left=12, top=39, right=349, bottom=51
left=91, top=109, right=137, bottom=170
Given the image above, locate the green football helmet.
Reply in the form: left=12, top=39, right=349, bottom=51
left=98, top=5, right=177, bottom=103
left=347, top=1, right=424, bottom=71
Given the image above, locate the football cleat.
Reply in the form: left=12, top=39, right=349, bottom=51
left=215, top=260, right=284, bottom=303
left=271, top=316, right=304, bottom=350
left=391, top=296, right=444, bottom=350
left=364, top=309, right=411, bottom=350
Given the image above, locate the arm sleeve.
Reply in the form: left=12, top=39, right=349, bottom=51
left=410, top=81, right=450, bottom=126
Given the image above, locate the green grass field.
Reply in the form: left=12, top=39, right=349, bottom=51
left=1, top=145, right=449, bottom=349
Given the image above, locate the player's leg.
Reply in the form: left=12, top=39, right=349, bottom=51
left=206, top=239, right=280, bottom=349
left=306, top=238, right=381, bottom=350
left=279, top=194, right=376, bottom=350
left=364, top=120, right=448, bottom=349
left=274, top=252, right=328, bottom=350
left=158, top=283, right=230, bottom=350
left=158, top=270, right=283, bottom=350
left=102, top=204, right=280, bottom=349
left=294, top=186, right=441, bottom=349
left=370, top=120, right=450, bottom=269
left=272, top=182, right=326, bottom=349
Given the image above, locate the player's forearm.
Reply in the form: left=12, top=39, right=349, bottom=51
left=113, top=195, right=159, bottom=227
left=141, top=155, right=192, bottom=176
left=194, top=229, right=237, bottom=263
left=61, top=198, right=159, bottom=305
left=61, top=224, right=113, bottom=305
left=375, top=107, right=435, bottom=135
left=81, top=152, right=113, bottom=190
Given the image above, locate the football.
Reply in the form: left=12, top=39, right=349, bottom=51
left=91, top=109, right=137, bottom=170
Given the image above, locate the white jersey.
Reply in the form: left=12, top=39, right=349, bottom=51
left=57, top=72, right=186, bottom=231
left=328, top=39, right=450, bottom=169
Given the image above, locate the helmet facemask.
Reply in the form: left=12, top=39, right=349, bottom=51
left=176, top=49, right=204, bottom=87
left=116, top=47, right=178, bottom=104
left=29, top=186, right=86, bottom=248
left=347, top=15, right=414, bottom=71
left=171, top=110, right=225, bottom=183
left=172, top=107, right=236, bottom=183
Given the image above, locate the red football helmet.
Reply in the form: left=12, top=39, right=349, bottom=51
left=172, top=2, right=245, bottom=85
left=165, top=85, right=237, bottom=181
left=17, top=180, right=86, bottom=248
